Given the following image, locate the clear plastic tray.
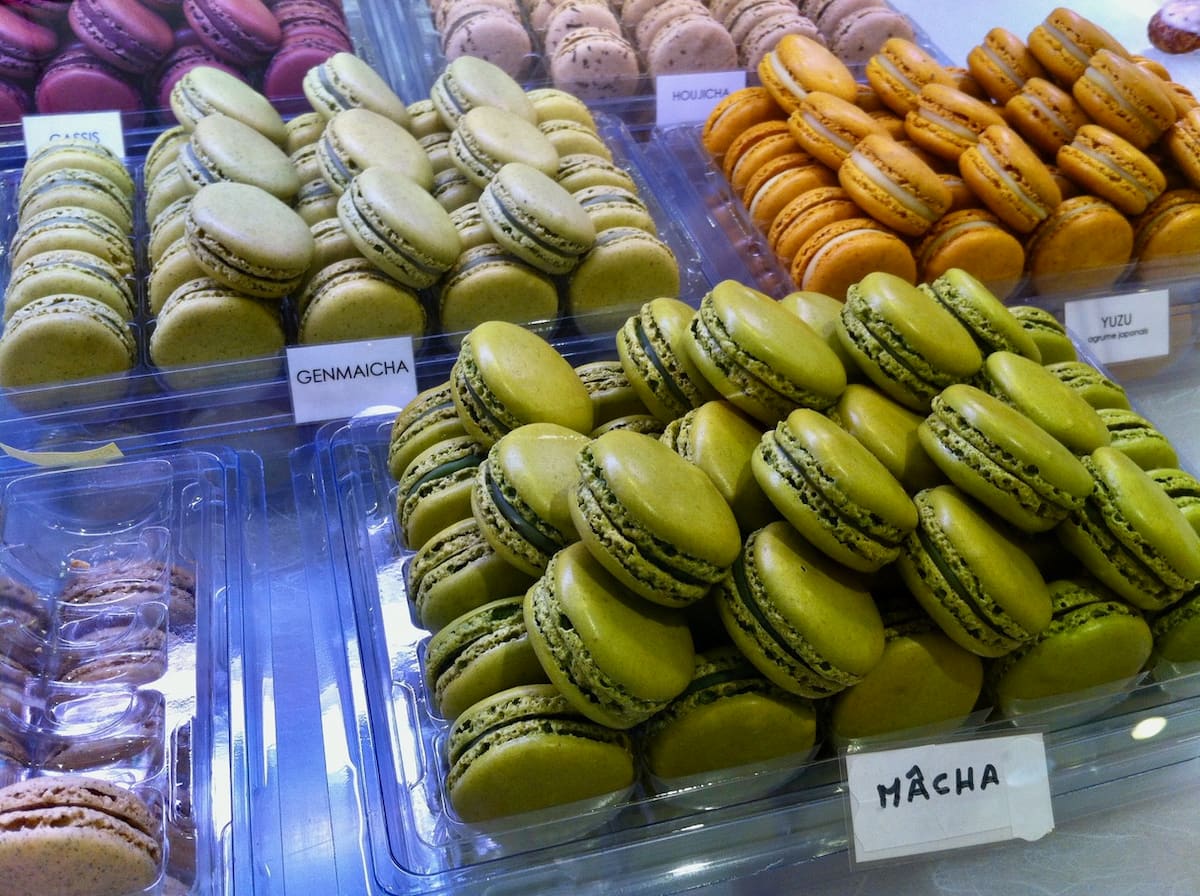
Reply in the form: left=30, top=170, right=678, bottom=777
left=307, top=399, right=1200, bottom=894
left=0, top=445, right=263, bottom=895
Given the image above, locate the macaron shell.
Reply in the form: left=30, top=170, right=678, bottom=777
left=828, top=382, right=944, bottom=493
left=566, top=227, right=680, bottom=336
left=0, top=295, right=135, bottom=390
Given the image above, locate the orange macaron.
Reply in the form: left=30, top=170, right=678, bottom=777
left=904, top=83, right=1007, bottom=162
left=915, top=208, right=1026, bottom=296
left=722, top=119, right=800, bottom=195
left=1026, top=7, right=1130, bottom=89
left=959, top=124, right=1062, bottom=233
left=743, top=153, right=839, bottom=231
left=1131, top=188, right=1200, bottom=281
left=787, top=91, right=889, bottom=170
left=865, top=37, right=956, bottom=117
left=1024, top=193, right=1133, bottom=293
left=768, top=184, right=861, bottom=265
left=967, top=27, right=1047, bottom=105
left=790, top=216, right=917, bottom=299
left=757, top=33, right=858, bottom=115
left=1056, top=124, right=1166, bottom=216
left=838, top=133, right=952, bottom=237
left=1072, top=49, right=1178, bottom=150
left=1005, top=77, right=1092, bottom=156
left=702, top=86, right=786, bottom=156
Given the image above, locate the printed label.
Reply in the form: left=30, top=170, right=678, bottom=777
left=286, top=337, right=417, bottom=424
left=656, top=71, right=747, bottom=127
left=1063, top=290, right=1170, bottom=365
left=845, top=733, right=1054, bottom=864
left=22, top=111, right=126, bottom=158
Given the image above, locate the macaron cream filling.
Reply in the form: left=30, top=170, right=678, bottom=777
left=1066, top=141, right=1161, bottom=207
left=478, top=463, right=567, bottom=559
left=847, top=147, right=944, bottom=224
left=970, top=141, right=1050, bottom=222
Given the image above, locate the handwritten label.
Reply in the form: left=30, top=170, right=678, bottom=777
left=1063, top=289, right=1170, bottom=365
left=655, top=71, right=746, bottom=127
left=22, top=111, right=126, bottom=158
left=286, top=337, right=417, bottom=424
left=845, top=733, right=1054, bottom=864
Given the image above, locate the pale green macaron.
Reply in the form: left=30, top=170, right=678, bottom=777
left=567, top=227, right=680, bottom=336
left=149, top=277, right=286, bottom=373
left=5, top=249, right=135, bottom=321
left=0, top=294, right=135, bottom=390
left=298, top=257, right=426, bottom=345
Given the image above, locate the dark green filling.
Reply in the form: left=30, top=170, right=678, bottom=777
left=634, top=317, right=692, bottom=411
left=915, top=525, right=1011, bottom=645
left=485, top=467, right=562, bottom=556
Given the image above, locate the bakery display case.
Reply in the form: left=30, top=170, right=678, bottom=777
left=0, top=0, right=1199, bottom=894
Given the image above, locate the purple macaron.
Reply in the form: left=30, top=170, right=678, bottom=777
left=271, top=0, right=353, bottom=47
left=68, top=0, right=176, bottom=75
left=35, top=43, right=144, bottom=124
left=5, top=0, right=73, bottom=26
left=184, top=0, right=282, bottom=65
left=0, top=6, right=59, bottom=83
left=263, top=34, right=343, bottom=102
left=0, top=78, right=32, bottom=125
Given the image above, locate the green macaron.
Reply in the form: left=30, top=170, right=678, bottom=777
left=479, top=162, right=596, bottom=275
left=685, top=280, right=848, bottom=425
left=1044, top=360, right=1132, bottom=410
left=1058, top=446, right=1200, bottom=612
left=660, top=400, right=779, bottom=534
left=918, top=383, right=1094, bottom=532
left=9, top=206, right=134, bottom=275
left=826, top=383, right=944, bottom=494
left=297, top=257, right=427, bottom=345
left=524, top=541, right=695, bottom=729
left=445, top=683, right=635, bottom=824
left=638, top=645, right=818, bottom=782
left=171, top=66, right=288, bottom=143
left=387, top=381, right=467, bottom=483
left=922, top=268, right=1042, bottom=360
left=754, top=408, right=917, bottom=572
left=569, top=428, right=742, bottom=608
left=185, top=182, right=315, bottom=299
left=471, top=422, right=591, bottom=575
left=17, top=166, right=134, bottom=233
left=716, top=520, right=886, bottom=698
left=317, top=107, right=434, bottom=194
left=574, top=360, right=650, bottom=429
left=566, top=226, right=682, bottom=335
left=987, top=576, right=1152, bottom=716
left=1151, top=586, right=1200, bottom=666
left=1148, top=467, right=1200, bottom=534
left=178, top=112, right=301, bottom=202
left=0, top=294, right=136, bottom=391
left=978, top=350, right=1111, bottom=454
left=395, top=434, right=486, bottom=551
left=837, top=271, right=983, bottom=412
left=4, top=249, right=135, bottom=322
left=616, top=297, right=720, bottom=423
left=897, top=484, right=1053, bottom=657
left=406, top=517, right=536, bottom=633
left=18, top=137, right=134, bottom=202
left=555, top=152, right=638, bottom=193
left=571, top=184, right=657, bottom=234
left=423, top=596, right=549, bottom=720
left=429, top=55, right=537, bottom=129
left=438, top=243, right=559, bottom=340
left=302, top=51, right=412, bottom=127
left=338, top=167, right=461, bottom=289
left=1097, top=407, right=1180, bottom=469
left=450, top=320, right=594, bottom=447
left=778, top=289, right=862, bottom=376
left=1008, top=305, right=1079, bottom=364
left=148, top=236, right=208, bottom=316
left=450, top=105, right=560, bottom=188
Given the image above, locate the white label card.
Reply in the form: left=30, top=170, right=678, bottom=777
left=845, top=733, right=1054, bottom=864
left=286, top=337, right=417, bottom=425
left=655, top=71, right=746, bottom=127
left=22, top=111, right=126, bottom=158
left=1063, top=290, right=1170, bottom=365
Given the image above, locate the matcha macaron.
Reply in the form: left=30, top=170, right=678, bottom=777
left=479, top=162, right=596, bottom=275
left=616, top=297, right=719, bottom=423
left=387, top=382, right=467, bottom=483
left=921, top=267, right=1041, bottom=359
left=395, top=434, right=485, bottom=551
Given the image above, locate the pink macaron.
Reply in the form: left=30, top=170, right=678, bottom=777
left=0, top=6, right=60, bottom=83
left=0, top=78, right=32, bottom=125
left=68, top=0, right=175, bottom=75
left=34, top=43, right=145, bottom=124
left=184, top=0, right=282, bottom=65
left=154, top=41, right=243, bottom=111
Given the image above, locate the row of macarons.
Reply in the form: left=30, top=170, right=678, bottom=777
left=385, top=271, right=1200, bottom=822
left=703, top=20, right=1200, bottom=299
left=0, top=0, right=353, bottom=125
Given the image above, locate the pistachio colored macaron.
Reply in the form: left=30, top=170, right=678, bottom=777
left=423, top=596, right=549, bottom=721
left=1151, top=587, right=1200, bottom=667
left=1058, top=447, right=1200, bottom=612
left=567, top=227, right=681, bottom=336
left=987, top=576, right=1153, bottom=716
left=684, top=280, right=847, bottom=425
left=921, top=267, right=1041, bottom=360
left=524, top=542, right=695, bottom=729
left=1008, top=305, right=1078, bottom=364
left=170, top=65, right=287, bottom=144
left=754, top=408, right=918, bottom=572
left=898, top=484, right=1053, bottom=657
left=471, top=422, right=590, bottom=576
left=297, top=257, right=427, bottom=345
left=429, top=54, right=537, bottom=129
left=445, top=683, right=635, bottom=823
left=17, top=166, right=134, bottom=232
left=395, top=434, right=485, bottom=552
left=438, top=243, right=559, bottom=340
left=0, top=294, right=136, bottom=391
left=570, top=429, right=742, bottom=608
left=450, top=320, right=594, bottom=448
left=149, top=277, right=287, bottom=372
left=316, top=107, right=434, bottom=194
left=616, top=297, right=720, bottom=423
left=479, top=162, right=596, bottom=275
left=836, top=271, right=983, bottom=412
left=302, top=51, right=412, bottom=127
left=1148, top=467, right=1200, bottom=535
left=919, top=383, right=1094, bottom=532
left=450, top=105, right=560, bottom=188
left=777, top=289, right=861, bottom=376
left=1045, top=360, right=1132, bottom=409
left=387, top=382, right=467, bottom=483
left=4, top=249, right=135, bottom=321
left=827, top=383, right=945, bottom=494
left=574, top=360, right=650, bottom=430
left=717, top=519, right=886, bottom=698
left=1096, top=407, right=1180, bottom=470
left=9, top=206, right=134, bottom=275
left=18, top=137, right=134, bottom=202
left=177, top=112, right=301, bottom=202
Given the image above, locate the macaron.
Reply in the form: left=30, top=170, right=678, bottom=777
left=16, top=165, right=133, bottom=233
left=406, top=515, right=536, bottom=633
left=548, top=26, right=640, bottom=101
left=569, top=429, right=742, bottom=608
left=1164, top=106, right=1200, bottom=190
left=967, top=26, right=1047, bottom=104
left=148, top=236, right=208, bottom=316
left=575, top=360, right=649, bottom=430
left=566, top=227, right=680, bottom=335
left=1151, top=587, right=1200, bottom=667
left=438, top=243, right=559, bottom=339
left=829, top=610, right=984, bottom=742
left=918, top=383, right=1093, bottom=533
left=450, top=320, right=594, bottom=448
left=684, top=280, right=847, bottom=425
left=787, top=90, right=889, bottom=171
left=424, top=596, right=549, bottom=721
left=450, top=105, right=560, bottom=188
left=897, top=484, right=1053, bottom=657
left=638, top=645, right=818, bottom=782
left=337, top=167, right=460, bottom=289
left=186, top=182, right=314, bottom=299
left=987, top=576, right=1152, bottom=716
left=790, top=217, right=918, bottom=299
left=317, top=107, right=434, bottom=194
left=1148, top=467, right=1200, bottom=534
left=616, top=298, right=720, bottom=423
left=1045, top=359, right=1133, bottom=410
left=777, top=287, right=862, bottom=376
left=1055, top=124, right=1166, bottom=216
left=440, top=3, right=533, bottom=80
left=754, top=407, right=917, bottom=571
left=4, top=249, right=134, bottom=322
left=959, top=124, right=1062, bottom=234
left=836, top=271, right=983, bottom=412
left=0, top=6, right=57, bottom=82
left=1097, top=407, right=1180, bottom=470
left=702, top=86, right=786, bottom=156
left=1058, top=447, right=1200, bottom=612
left=571, top=184, right=657, bottom=235
left=823, top=3, right=916, bottom=67
left=183, top=0, right=281, bottom=66
left=914, top=209, right=1026, bottom=295
left=903, top=82, right=1007, bottom=162
left=0, top=775, right=161, bottom=896
left=297, top=257, right=427, bottom=345
left=757, top=33, right=858, bottom=114
left=0, top=294, right=135, bottom=392
left=922, top=268, right=1040, bottom=359
left=303, top=51, right=412, bottom=127
left=177, top=112, right=301, bottom=202
left=387, top=382, right=467, bottom=483
left=471, top=422, right=590, bottom=576
left=524, top=541, right=695, bottom=728
left=18, top=138, right=134, bottom=204
left=69, top=0, right=173, bottom=74
left=445, top=683, right=635, bottom=823
left=743, top=153, right=839, bottom=232
left=555, top=152, right=638, bottom=193
left=479, top=162, right=595, bottom=275
left=864, top=37, right=956, bottom=116
left=9, top=206, right=134, bottom=276
left=1024, top=194, right=1135, bottom=294
left=1004, top=77, right=1091, bottom=156
left=430, top=54, right=536, bottom=128
left=716, top=519, right=886, bottom=697
left=170, top=65, right=287, bottom=145
left=34, top=45, right=144, bottom=124
left=1008, top=305, right=1078, bottom=364
left=539, top=118, right=613, bottom=161
left=838, top=133, right=951, bottom=237
left=1072, top=49, right=1177, bottom=149
left=1026, top=7, right=1129, bottom=88
left=1132, top=188, right=1200, bottom=280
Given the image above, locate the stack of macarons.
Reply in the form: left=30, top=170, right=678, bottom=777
left=704, top=11, right=1200, bottom=298
left=387, top=268, right=1200, bottom=823
left=0, top=0, right=354, bottom=124
left=0, top=136, right=137, bottom=395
